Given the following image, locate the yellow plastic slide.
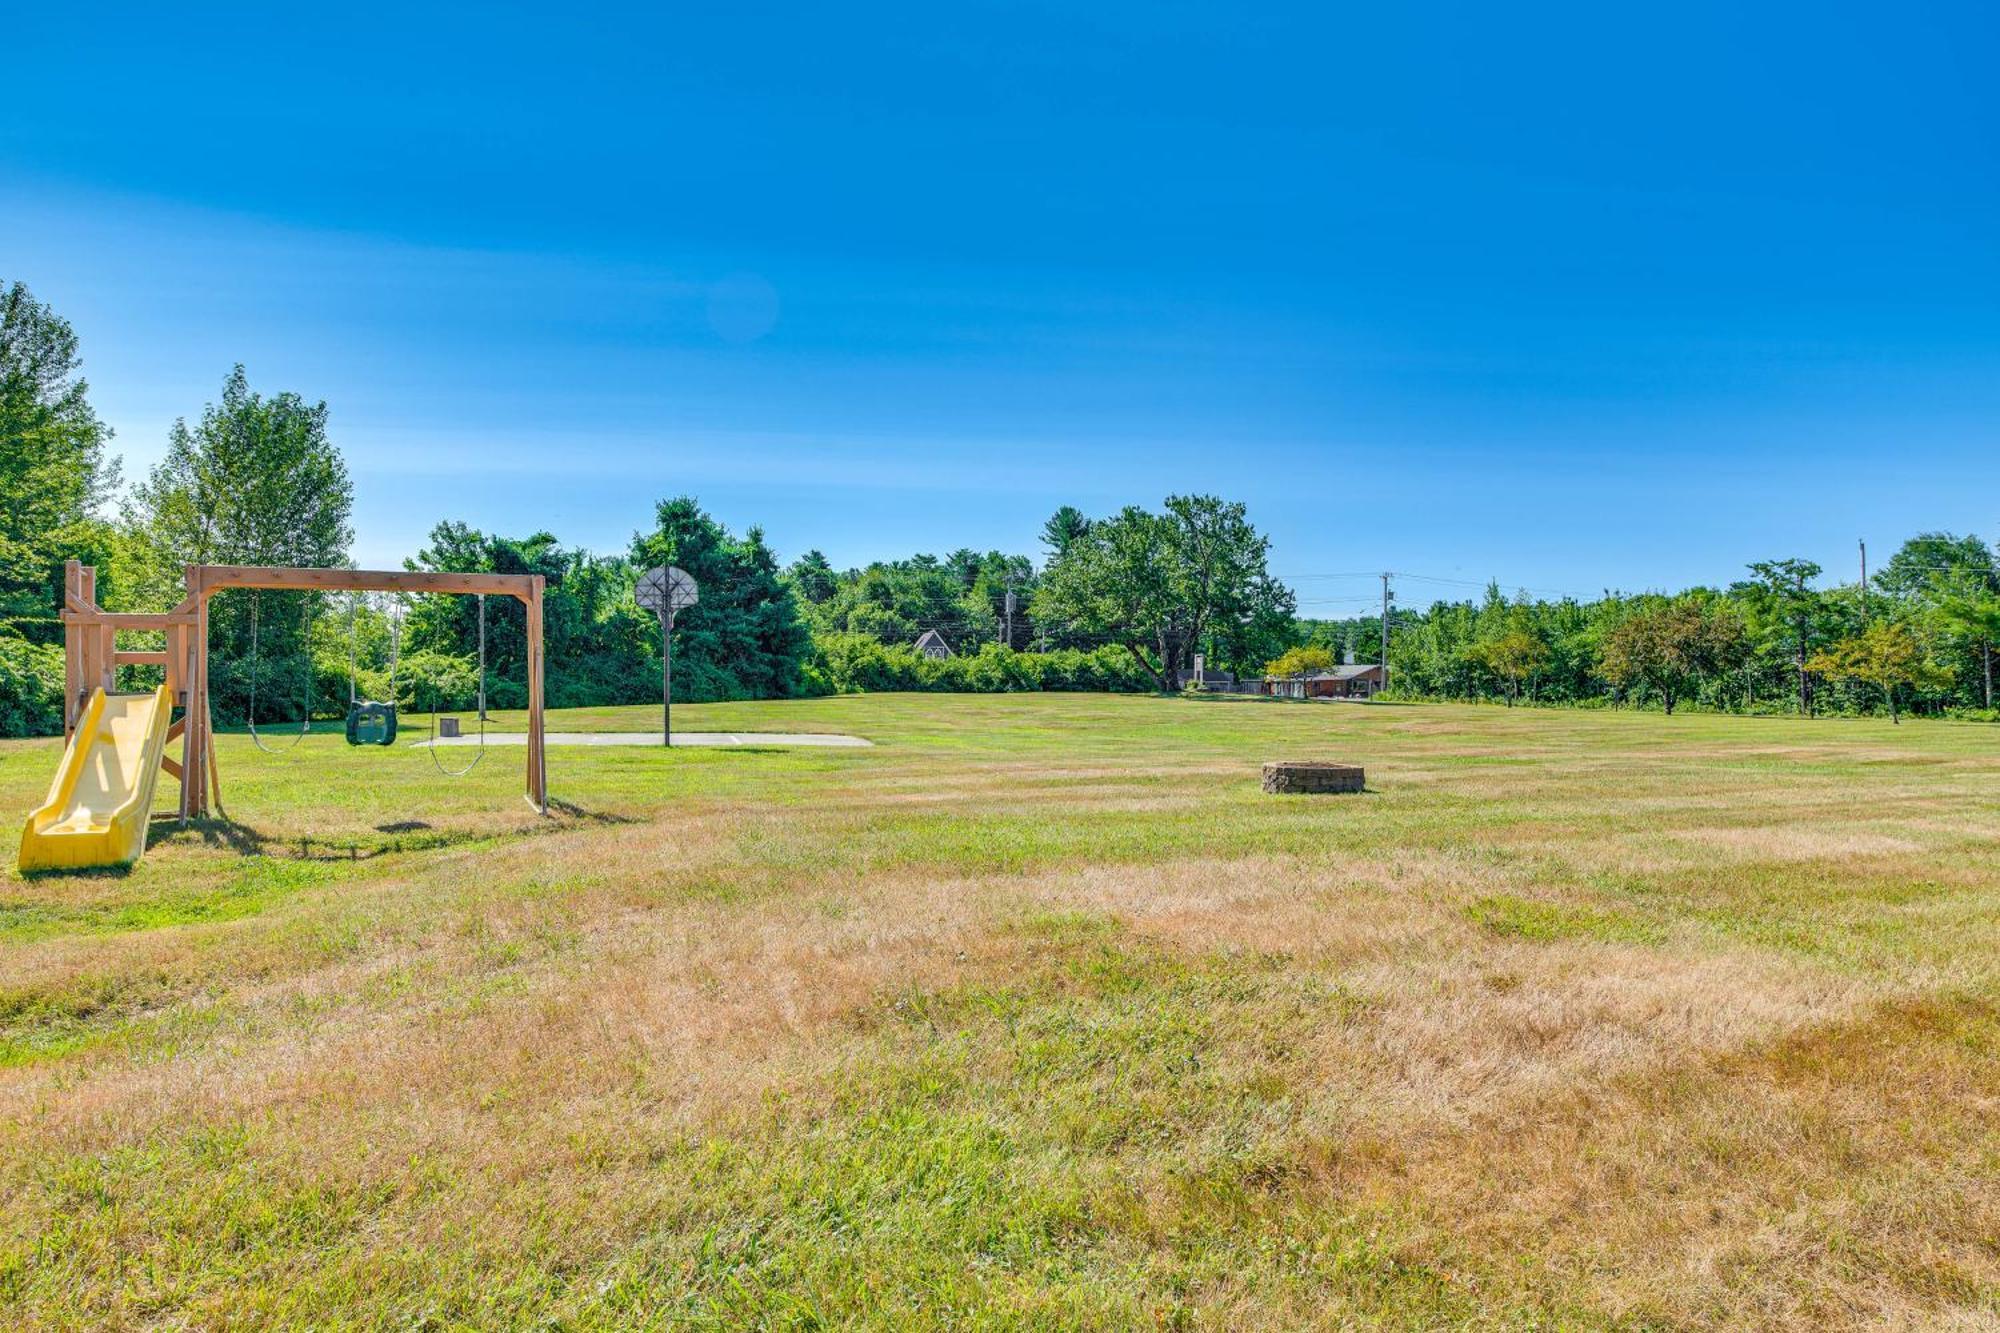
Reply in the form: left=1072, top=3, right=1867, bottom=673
left=18, top=686, right=174, bottom=873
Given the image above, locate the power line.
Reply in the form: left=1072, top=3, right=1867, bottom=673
left=1279, top=568, right=1595, bottom=600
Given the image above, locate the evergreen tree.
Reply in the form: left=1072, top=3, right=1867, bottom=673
left=785, top=549, right=839, bottom=604
left=1040, top=505, right=1091, bottom=560
left=631, top=497, right=811, bottom=700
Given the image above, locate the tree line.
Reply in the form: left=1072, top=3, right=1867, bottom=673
left=1300, top=538, right=1997, bottom=722
left=4, top=277, right=1995, bottom=736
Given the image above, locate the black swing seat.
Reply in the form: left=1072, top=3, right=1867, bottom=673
left=345, top=700, right=398, bottom=747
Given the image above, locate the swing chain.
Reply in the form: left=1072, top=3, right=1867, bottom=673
left=246, top=588, right=312, bottom=754
left=348, top=593, right=359, bottom=705
left=426, top=591, right=488, bottom=777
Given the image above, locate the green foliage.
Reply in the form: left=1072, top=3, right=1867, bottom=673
left=0, top=280, right=117, bottom=643
left=805, top=634, right=1154, bottom=696
left=1039, top=504, right=1091, bottom=560
left=0, top=636, right=64, bottom=737
left=402, top=522, right=655, bottom=710
left=1036, top=495, right=1293, bottom=688
left=1875, top=532, right=1997, bottom=601
left=1937, top=587, right=2000, bottom=710
left=632, top=498, right=812, bottom=701
left=1598, top=597, right=1748, bottom=715
left=785, top=548, right=838, bottom=605
left=789, top=546, right=1035, bottom=656
left=1462, top=628, right=1551, bottom=706
left=1741, top=557, right=1826, bottom=714
left=1264, top=645, right=1335, bottom=679
left=131, top=365, right=353, bottom=571
left=7, top=276, right=1998, bottom=736
left=1806, top=622, right=1952, bottom=723
left=1310, top=537, right=1999, bottom=718
left=122, top=365, right=356, bottom=725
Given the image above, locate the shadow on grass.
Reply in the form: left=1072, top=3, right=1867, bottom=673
left=545, top=798, right=639, bottom=825
left=125, top=795, right=636, bottom=861
left=148, top=816, right=511, bottom=862
left=1177, top=692, right=1417, bottom=708
left=15, top=861, right=135, bottom=882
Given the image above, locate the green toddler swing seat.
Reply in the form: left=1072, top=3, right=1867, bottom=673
left=343, top=592, right=399, bottom=746
left=340, top=592, right=486, bottom=775
left=345, top=699, right=398, bottom=746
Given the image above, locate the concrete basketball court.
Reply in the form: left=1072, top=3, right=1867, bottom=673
left=413, top=731, right=872, bottom=749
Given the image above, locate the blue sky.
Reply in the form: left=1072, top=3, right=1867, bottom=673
left=4, top=3, right=1995, bottom=614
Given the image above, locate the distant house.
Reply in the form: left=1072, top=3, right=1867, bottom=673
left=914, top=629, right=954, bottom=659
left=1260, top=664, right=1385, bottom=700
left=1188, top=657, right=1237, bottom=691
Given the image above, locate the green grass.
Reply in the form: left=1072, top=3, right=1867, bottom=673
left=1, top=693, right=1997, bottom=1328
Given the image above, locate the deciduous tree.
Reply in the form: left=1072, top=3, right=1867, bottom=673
left=0, top=280, right=116, bottom=638
left=126, top=365, right=353, bottom=721
left=1464, top=630, right=1549, bottom=706
left=1745, top=558, right=1822, bottom=715
left=1806, top=622, right=1950, bottom=723
left=1599, top=597, right=1748, bottom=715
left=1938, top=584, right=2000, bottom=710
left=132, top=365, right=352, bottom=571
left=1036, top=496, right=1291, bottom=688
left=1265, top=644, right=1335, bottom=681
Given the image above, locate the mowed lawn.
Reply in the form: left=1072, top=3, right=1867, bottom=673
left=1, top=693, right=1997, bottom=1329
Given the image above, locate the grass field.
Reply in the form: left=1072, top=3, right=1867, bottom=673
left=2, top=693, right=1997, bottom=1329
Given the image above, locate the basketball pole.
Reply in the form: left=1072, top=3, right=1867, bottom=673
left=637, top=565, right=696, bottom=752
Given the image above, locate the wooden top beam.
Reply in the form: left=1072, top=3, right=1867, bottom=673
left=64, top=609, right=197, bottom=629
left=189, top=565, right=540, bottom=599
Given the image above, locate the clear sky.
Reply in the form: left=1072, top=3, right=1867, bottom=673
left=5, top=3, right=1995, bottom=615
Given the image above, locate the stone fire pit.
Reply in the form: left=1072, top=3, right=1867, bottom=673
left=1262, top=761, right=1365, bottom=794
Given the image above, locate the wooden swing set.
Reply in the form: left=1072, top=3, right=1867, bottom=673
left=57, top=559, right=549, bottom=819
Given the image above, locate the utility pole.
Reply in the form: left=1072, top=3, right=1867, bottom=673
left=1859, top=539, right=1868, bottom=617
left=1002, top=584, right=1016, bottom=649
left=1380, top=572, right=1392, bottom=691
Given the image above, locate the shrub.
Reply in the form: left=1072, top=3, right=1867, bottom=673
left=804, top=634, right=1154, bottom=696
left=0, top=636, right=64, bottom=737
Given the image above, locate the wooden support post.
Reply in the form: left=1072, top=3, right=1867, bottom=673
left=97, top=623, right=116, bottom=695
left=206, top=707, right=222, bottom=813
left=80, top=565, right=108, bottom=698
left=177, top=625, right=195, bottom=821
left=187, top=565, right=209, bottom=819
left=525, top=575, right=548, bottom=813
left=79, top=627, right=97, bottom=714
left=62, top=561, right=83, bottom=739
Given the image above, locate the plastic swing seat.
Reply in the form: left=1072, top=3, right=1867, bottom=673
left=346, top=701, right=398, bottom=746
